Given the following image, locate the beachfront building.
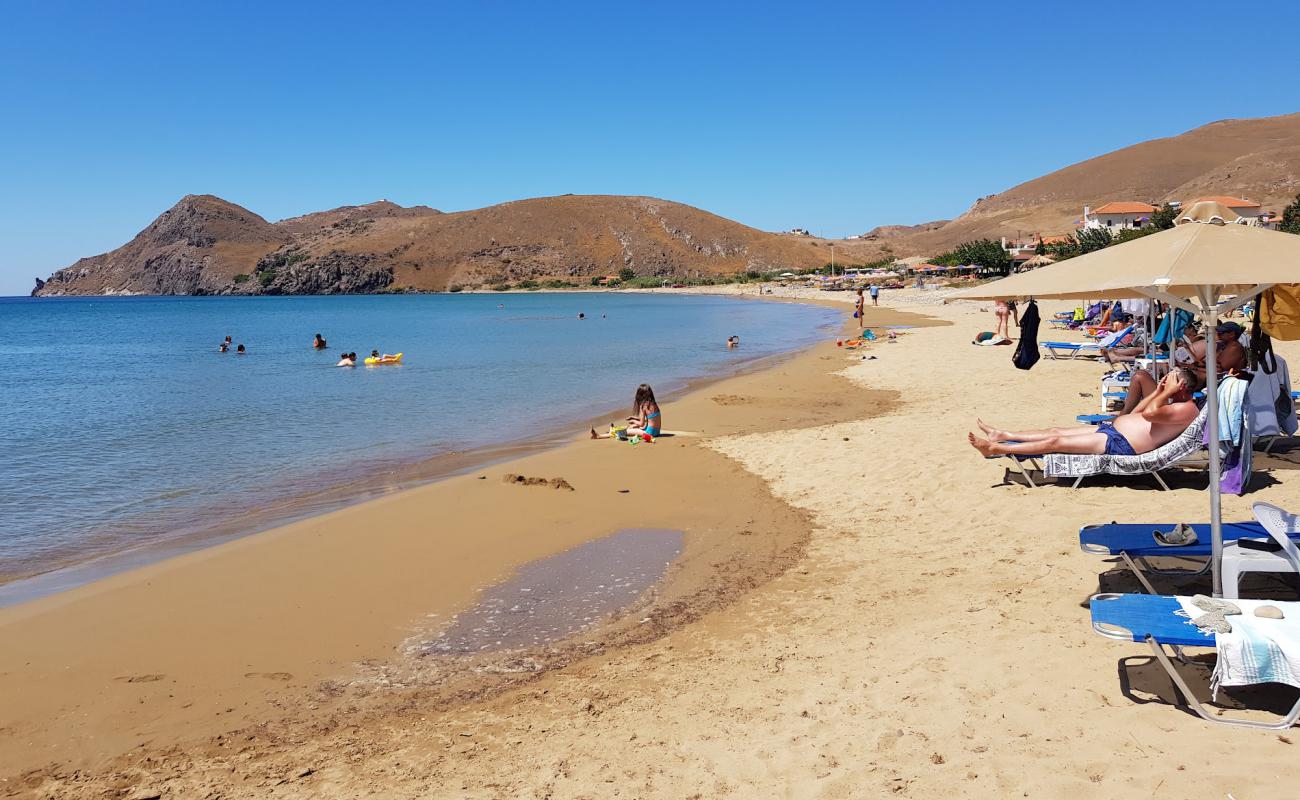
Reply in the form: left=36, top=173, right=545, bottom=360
left=1081, top=202, right=1157, bottom=232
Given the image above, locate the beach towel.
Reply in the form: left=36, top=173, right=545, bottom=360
left=1012, top=300, right=1040, bottom=370
left=1176, top=597, right=1300, bottom=698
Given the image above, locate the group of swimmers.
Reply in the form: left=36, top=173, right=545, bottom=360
left=217, top=336, right=246, bottom=354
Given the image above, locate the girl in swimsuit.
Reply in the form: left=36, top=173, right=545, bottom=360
left=590, top=383, right=662, bottom=439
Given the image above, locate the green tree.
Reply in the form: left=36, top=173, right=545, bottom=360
left=619, top=267, right=636, bottom=281
left=1281, top=194, right=1300, bottom=235
left=1149, top=203, right=1179, bottom=230
left=947, top=238, right=1011, bottom=274
left=1075, top=227, right=1113, bottom=254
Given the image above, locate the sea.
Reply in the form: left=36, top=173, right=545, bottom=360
left=0, top=292, right=837, bottom=599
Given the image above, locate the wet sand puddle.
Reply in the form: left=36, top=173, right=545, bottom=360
left=416, top=528, right=684, bottom=655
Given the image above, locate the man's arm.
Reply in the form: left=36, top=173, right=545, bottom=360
left=1130, top=380, right=1174, bottom=417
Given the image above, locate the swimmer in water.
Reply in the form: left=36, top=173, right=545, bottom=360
left=236, top=344, right=246, bottom=354
left=337, top=352, right=355, bottom=367
left=313, top=333, right=327, bottom=349
left=727, top=336, right=740, bottom=348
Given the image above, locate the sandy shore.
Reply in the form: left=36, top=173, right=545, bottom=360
left=7, top=288, right=1300, bottom=798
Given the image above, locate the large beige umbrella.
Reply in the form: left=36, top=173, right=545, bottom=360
left=950, top=214, right=1300, bottom=596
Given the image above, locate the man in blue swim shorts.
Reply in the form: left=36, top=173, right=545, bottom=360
left=967, top=368, right=1201, bottom=458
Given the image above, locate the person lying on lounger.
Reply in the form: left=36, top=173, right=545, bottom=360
left=968, top=367, right=1201, bottom=458
left=1120, top=322, right=1244, bottom=414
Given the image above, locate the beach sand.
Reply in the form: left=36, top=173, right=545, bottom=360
left=6, top=288, right=1300, bottom=798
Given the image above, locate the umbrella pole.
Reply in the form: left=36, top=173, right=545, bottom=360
left=1200, top=286, right=1224, bottom=598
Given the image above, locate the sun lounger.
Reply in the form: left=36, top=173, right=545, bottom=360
left=1080, top=520, right=1268, bottom=593
left=1041, top=341, right=1101, bottom=360
left=1042, top=406, right=1210, bottom=489
left=1090, top=592, right=1300, bottom=729
left=984, top=450, right=1044, bottom=488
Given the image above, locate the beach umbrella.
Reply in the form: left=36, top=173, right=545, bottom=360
left=948, top=208, right=1300, bottom=596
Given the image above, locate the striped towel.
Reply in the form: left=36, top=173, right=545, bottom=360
left=1177, top=597, right=1300, bottom=697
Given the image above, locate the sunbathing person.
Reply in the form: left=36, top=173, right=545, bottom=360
left=1120, top=322, right=1244, bottom=414
left=969, top=368, right=1201, bottom=458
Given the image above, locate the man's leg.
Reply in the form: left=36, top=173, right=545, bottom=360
left=969, top=432, right=1107, bottom=457
left=1121, top=370, right=1156, bottom=414
left=977, top=418, right=1101, bottom=442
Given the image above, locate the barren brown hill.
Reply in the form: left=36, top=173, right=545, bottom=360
left=34, top=195, right=835, bottom=296
left=882, top=112, right=1300, bottom=257
left=36, top=195, right=293, bottom=296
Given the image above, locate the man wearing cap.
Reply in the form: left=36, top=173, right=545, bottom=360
left=1120, top=321, right=1246, bottom=414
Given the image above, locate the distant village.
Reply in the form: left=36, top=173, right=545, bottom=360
left=778, top=194, right=1293, bottom=290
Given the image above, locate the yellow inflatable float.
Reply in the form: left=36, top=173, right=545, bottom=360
left=364, top=352, right=403, bottom=365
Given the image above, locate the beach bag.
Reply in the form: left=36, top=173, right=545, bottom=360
left=1013, top=300, right=1041, bottom=370
left=1258, top=284, right=1300, bottom=341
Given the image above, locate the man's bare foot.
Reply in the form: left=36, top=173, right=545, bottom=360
left=590, top=427, right=600, bottom=439
left=975, top=418, right=1009, bottom=441
left=968, top=432, right=998, bottom=457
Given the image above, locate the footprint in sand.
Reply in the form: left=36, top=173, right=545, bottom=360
left=115, top=674, right=166, bottom=683
left=244, top=671, right=294, bottom=681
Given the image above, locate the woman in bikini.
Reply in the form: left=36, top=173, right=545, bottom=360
left=993, top=299, right=1012, bottom=341
left=591, top=384, right=662, bottom=439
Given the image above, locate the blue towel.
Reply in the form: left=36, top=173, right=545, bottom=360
left=1217, top=376, right=1248, bottom=446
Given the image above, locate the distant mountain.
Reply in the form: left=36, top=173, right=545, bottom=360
left=33, top=195, right=835, bottom=296
left=880, top=112, right=1300, bottom=256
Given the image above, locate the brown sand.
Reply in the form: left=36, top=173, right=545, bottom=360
left=7, top=290, right=1300, bottom=798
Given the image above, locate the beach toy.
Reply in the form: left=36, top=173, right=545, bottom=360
left=364, top=352, right=403, bottom=365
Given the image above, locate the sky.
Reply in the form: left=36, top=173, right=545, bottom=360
left=2, top=0, right=1298, bottom=296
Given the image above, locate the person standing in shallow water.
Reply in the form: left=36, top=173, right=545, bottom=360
left=312, top=333, right=327, bottom=349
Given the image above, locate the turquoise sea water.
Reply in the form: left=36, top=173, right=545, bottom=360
left=0, top=293, right=836, bottom=589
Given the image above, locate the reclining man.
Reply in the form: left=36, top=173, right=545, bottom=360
left=1119, top=321, right=1245, bottom=414
left=968, top=367, right=1202, bottom=457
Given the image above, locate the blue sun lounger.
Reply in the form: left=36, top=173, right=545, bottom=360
left=1090, top=593, right=1300, bottom=729
left=1041, top=341, right=1101, bottom=360
left=1079, top=521, right=1269, bottom=593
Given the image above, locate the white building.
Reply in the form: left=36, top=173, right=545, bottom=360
left=1081, top=202, right=1157, bottom=232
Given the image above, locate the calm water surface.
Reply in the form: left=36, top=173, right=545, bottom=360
left=0, top=293, right=835, bottom=587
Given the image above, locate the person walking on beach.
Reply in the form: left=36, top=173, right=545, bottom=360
left=854, top=288, right=865, bottom=331
left=869, top=283, right=880, bottom=306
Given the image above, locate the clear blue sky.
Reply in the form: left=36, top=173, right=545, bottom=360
left=2, top=0, right=1298, bottom=295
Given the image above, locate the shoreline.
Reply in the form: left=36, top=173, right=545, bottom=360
left=0, top=291, right=838, bottom=604
left=1, top=290, right=929, bottom=784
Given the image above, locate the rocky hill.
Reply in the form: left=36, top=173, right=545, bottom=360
left=880, top=112, right=1300, bottom=257
left=33, top=195, right=835, bottom=296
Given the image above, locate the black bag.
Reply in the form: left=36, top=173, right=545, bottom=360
left=1250, top=309, right=1278, bottom=375
left=1013, top=300, right=1041, bottom=370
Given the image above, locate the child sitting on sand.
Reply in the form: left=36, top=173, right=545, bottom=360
left=591, top=384, right=662, bottom=440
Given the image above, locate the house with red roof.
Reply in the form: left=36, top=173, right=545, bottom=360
left=1081, top=201, right=1158, bottom=233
